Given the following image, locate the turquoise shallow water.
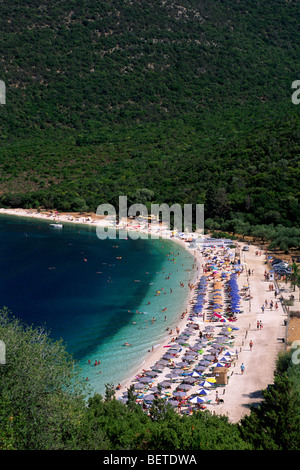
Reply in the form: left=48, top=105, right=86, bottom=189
left=0, top=214, right=195, bottom=395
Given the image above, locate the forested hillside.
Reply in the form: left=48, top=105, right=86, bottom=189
left=0, top=0, right=299, bottom=227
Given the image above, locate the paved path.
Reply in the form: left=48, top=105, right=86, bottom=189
left=214, top=243, right=287, bottom=423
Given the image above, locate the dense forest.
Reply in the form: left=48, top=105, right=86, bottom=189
left=0, top=307, right=299, bottom=450
left=0, top=0, right=299, bottom=237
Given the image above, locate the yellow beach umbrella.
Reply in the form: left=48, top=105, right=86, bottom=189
left=206, top=378, right=216, bottom=383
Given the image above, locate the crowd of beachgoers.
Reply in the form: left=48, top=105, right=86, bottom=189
left=115, top=244, right=251, bottom=414
left=0, top=207, right=288, bottom=420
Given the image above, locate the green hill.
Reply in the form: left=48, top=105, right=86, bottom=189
left=0, top=0, right=299, bottom=226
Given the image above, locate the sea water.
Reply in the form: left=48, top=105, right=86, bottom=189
left=0, top=214, right=195, bottom=395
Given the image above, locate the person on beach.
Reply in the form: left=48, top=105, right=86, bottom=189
left=241, top=363, right=245, bottom=374
left=249, top=340, right=253, bottom=351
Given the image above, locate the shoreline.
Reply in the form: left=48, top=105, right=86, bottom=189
left=0, top=207, right=203, bottom=393
left=114, top=245, right=202, bottom=396
left=0, top=207, right=289, bottom=422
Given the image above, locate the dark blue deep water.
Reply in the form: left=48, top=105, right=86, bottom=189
left=0, top=214, right=194, bottom=394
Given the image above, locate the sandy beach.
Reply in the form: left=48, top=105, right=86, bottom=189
left=0, top=207, right=289, bottom=423
left=114, top=242, right=288, bottom=423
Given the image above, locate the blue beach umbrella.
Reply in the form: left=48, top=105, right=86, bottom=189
left=188, top=371, right=201, bottom=377
left=198, top=380, right=213, bottom=387
left=196, top=389, right=211, bottom=396
left=190, top=396, right=210, bottom=404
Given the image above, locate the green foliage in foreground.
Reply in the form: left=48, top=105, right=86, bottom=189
left=0, top=308, right=87, bottom=450
left=239, top=352, right=300, bottom=450
left=0, top=308, right=300, bottom=450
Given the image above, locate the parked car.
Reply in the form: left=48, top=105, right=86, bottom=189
left=276, top=270, right=291, bottom=277
left=273, top=261, right=289, bottom=269
left=274, top=265, right=291, bottom=273
left=274, top=263, right=290, bottom=271
left=272, top=259, right=284, bottom=265
left=242, top=246, right=250, bottom=251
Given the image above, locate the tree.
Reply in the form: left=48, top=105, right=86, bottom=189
left=0, top=308, right=86, bottom=449
left=290, top=262, right=300, bottom=292
left=239, top=373, right=300, bottom=450
left=149, top=384, right=170, bottom=422
left=104, top=383, right=116, bottom=402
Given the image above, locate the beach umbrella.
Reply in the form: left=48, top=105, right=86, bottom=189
left=198, top=380, right=213, bottom=388
left=182, top=377, right=197, bottom=384
left=189, top=396, right=210, bottom=404
left=186, top=350, right=199, bottom=356
left=194, top=366, right=207, bottom=372
left=202, top=354, right=216, bottom=361
left=214, top=362, right=225, bottom=367
left=199, top=359, right=211, bottom=366
left=143, top=394, right=156, bottom=402
left=171, top=368, right=184, bottom=374
left=133, top=383, right=145, bottom=390
left=159, top=381, right=172, bottom=388
left=163, top=354, right=175, bottom=360
left=153, top=360, right=169, bottom=367
left=206, top=378, right=216, bottom=383
left=167, top=400, right=179, bottom=407
left=177, top=384, right=192, bottom=391
left=183, top=356, right=196, bottom=362
left=174, top=362, right=188, bottom=368
left=173, top=391, right=187, bottom=398
left=219, top=356, right=230, bottom=362
left=188, top=371, right=201, bottom=377
left=165, top=373, right=180, bottom=380
left=196, top=389, right=211, bottom=396
left=223, top=351, right=235, bottom=357
left=145, top=371, right=158, bottom=377
left=139, top=376, right=153, bottom=383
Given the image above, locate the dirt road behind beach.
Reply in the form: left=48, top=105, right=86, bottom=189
left=213, top=244, right=287, bottom=422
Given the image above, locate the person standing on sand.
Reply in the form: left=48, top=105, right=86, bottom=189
left=241, top=363, right=245, bottom=374
left=249, top=340, right=253, bottom=351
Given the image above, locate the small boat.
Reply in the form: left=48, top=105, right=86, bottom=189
left=49, top=223, right=63, bottom=229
